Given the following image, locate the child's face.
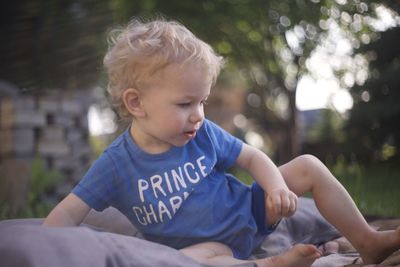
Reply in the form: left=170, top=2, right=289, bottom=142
left=132, top=63, right=212, bottom=153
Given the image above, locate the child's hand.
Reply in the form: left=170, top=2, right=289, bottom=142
left=266, top=188, right=298, bottom=225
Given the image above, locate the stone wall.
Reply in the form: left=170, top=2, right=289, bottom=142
left=0, top=81, right=93, bottom=215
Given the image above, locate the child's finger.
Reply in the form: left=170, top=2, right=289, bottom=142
left=280, top=194, right=291, bottom=216
left=288, top=193, right=298, bottom=216
left=268, top=193, right=282, bottom=215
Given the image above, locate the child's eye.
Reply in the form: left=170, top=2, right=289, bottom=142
left=177, top=103, right=191, bottom=108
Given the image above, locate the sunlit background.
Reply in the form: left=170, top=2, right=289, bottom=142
left=1, top=0, right=400, bottom=218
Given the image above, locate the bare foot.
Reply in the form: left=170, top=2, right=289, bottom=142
left=359, top=227, right=400, bottom=264
left=257, top=244, right=322, bottom=267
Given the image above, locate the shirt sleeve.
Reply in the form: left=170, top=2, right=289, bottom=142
left=72, top=152, right=116, bottom=211
left=203, top=119, right=243, bottom=170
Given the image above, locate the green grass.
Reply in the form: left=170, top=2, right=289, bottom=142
left=332, top=161, right=400, bottom=217
left=0, top=157, right=64, bottom=220
left=232, top=161, right=400, bottom=217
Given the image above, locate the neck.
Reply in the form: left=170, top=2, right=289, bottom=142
left=129, top=123, right=171, bottom=154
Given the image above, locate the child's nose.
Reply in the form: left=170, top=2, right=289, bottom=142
left=189, top=105, right=204, bottom=123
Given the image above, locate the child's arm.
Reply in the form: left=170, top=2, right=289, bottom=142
left=43, top=193, right=91, bottom=227
left=235, top=143, right=298, bottom=224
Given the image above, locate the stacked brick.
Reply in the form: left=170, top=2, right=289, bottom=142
left=0, top=83, right=93, bottom=214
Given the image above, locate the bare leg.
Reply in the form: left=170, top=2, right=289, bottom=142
left=180, top=241, right=321, bottom=267
left=279, top=154, right=400, bottom=264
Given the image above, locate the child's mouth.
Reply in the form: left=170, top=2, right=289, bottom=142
left=184, top=130, right=197, bottom=138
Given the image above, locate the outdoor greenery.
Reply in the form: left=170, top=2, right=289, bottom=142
left=233, top=159, right=400, bottom=217
left=0, top=158, right=64, bottom=219
left=0, top=1, right=112, bottom=92
left=331, top=158, right=400, bottom=217
left=2, top=0, right=399, bottom=164
left=24, top=158, right=65, bottom=218
left=345, top=25, right=400, bottom=163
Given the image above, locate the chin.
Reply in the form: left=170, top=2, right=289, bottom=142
left=172, top=139, right=190, bottom=147
left=174, top=141, right=189, bottom=147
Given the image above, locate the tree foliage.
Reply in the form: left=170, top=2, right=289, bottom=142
left=1, top=0, right=399, bottom=163
left=0, top=0, right=112, bottom=92
left=346, top=25, right=400, bottom=163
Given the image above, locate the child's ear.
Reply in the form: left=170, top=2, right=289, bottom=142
left=122, top=88, right=145, bottom=117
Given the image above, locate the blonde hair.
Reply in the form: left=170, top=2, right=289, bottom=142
left=103, top=18, right=224, bottom=118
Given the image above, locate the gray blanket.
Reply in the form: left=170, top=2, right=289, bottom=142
left=0, top=197, right=341, bottom=267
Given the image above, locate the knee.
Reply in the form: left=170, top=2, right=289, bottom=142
left=294, top=154, right=322, bottom=165
left=291, top=154, right=324, bottom=178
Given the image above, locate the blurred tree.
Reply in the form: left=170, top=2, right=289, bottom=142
left=2, top=0, right=397, bottom=163
left=345, top=25, right=400, bottom=163
left=0, top=0, right=112, bottom=92
left=301, top=109, right=346, bottom=161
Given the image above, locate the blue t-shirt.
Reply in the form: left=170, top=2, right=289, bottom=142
left=73, top=119, right=265, bottom=259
